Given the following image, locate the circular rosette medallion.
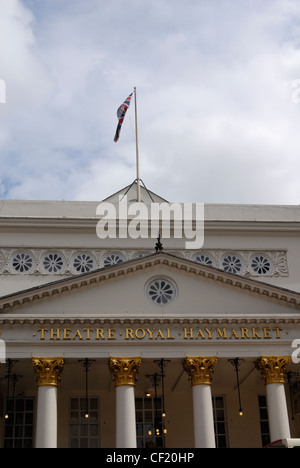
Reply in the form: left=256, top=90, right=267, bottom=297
left=146, top=277, right=178, bottom=306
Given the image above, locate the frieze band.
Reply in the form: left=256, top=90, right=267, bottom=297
left=32, top=326, right=286, bottom=342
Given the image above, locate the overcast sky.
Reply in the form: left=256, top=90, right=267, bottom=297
left=1, top=0, right=300, bottom=204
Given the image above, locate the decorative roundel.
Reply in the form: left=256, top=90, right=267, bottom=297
left=250, top=254, right=273, bottom=275
left=72, top=253, right=96, bottom=274
left=0, top=252, right=5, bottom=273
left=11, top=252, right=35, bottom=274
left=146, top=277, right=177, bottom=306
left=41, top=252, right=66, bottom=274
left=102, top=252, right=125, bottom=268
left=221, top=254, right=244, bottom=275
left=193, top=252, right=216, bottom=267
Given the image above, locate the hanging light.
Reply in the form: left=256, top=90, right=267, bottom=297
left=4, top=359, right=18, bottom=420
left=229, top=358, right=245, bottom=416
left=154, top=359, right=170, bottom=417
left=154, top=358, right=170, bottom=436
left=153, top=374, right=160, bottom=437
left=79, top=359, right=95, bottom=420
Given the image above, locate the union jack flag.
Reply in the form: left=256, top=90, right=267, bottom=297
left=114, top=92, right=133, bottom=142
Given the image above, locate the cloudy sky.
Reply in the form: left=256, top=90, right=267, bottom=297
left=1, top=0, right=300, bottom=204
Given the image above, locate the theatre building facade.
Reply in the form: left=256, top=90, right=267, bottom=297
left=0, top=183, right=300, bottom=448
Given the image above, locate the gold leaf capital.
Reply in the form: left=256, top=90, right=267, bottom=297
left=183, top=356, right=218, bottom=386
left=32, top=357, right=65, bottom=387
left=255, top=356, right=291, bottom=385
left=109, top=357, right=142, bottom=387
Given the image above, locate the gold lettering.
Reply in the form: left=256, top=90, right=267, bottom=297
left=145, top=328, right=156, bottom=339
left=273, top=328, right=282, bottom=339
left=216, top=328, right=227, bottom=340
left=96, top=329, right=105, bottom=340
left=166, top=328, right=175, bottom=340
left=38, top=328, right=48, bottom=340
left=34, top=325, right=285, bottom=343
left=184, top=328, right=194, bottom=339
left=263, top=328, right=271, bottom=339
left=108, top=329, right=116, bottom=340
left=63, top=328, right=72, bottom=340
left=135, top=328, right=146, bottom=340
left=83, top=328, right=94, bottom=340
left=241, top=328, right=250, bottom=339
left=155, top=329, right=165, bottom=340
left=126, top=328, right=134, bottom=340
left=205, top=328, right=214, bottom=340
left=50, top=329, right=61, bottom=340
left=252, top=328, right=261, bottom=339
left=195, top=329, right=205, bottom=340
left=73, top=329, right=83, bottom=340
left=229, top=329, right=239, bottom=340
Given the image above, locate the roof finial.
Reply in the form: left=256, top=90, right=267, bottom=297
left=155, top=233, right=163, bottom=253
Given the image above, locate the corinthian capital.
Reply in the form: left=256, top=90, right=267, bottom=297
left=109, top=357, right=142, bottom=387
left=255, top=356, right=291, bottom=385
left=183, top=356, right=218, bottom=386
left=32, top=357, right=65, bottom=387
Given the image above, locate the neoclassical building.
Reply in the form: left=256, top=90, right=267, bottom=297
left=0, top=182, right=300, bottom=448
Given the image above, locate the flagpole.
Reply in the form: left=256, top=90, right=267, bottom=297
left=134, top=87, right=141, bottom=202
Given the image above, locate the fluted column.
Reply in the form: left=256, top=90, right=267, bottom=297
left=109, top=357, right=142, bottom=448
left=32, top=357, right=64, bottom=449
left=255, top=356, right=291, bottom=443
left=183, top=356, right=218, bottom=448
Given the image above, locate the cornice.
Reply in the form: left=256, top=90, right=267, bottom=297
left=204, top=220, right=300, bottom=234
left=1, top=253, right=300, bottom=313
left=0, top=217, right=98, bottom=231
left=0, top=314, right=300, bottom=326
left=1, top=217, right=300, bottom=234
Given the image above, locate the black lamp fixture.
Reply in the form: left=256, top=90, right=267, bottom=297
left=78, top=359, right=95, bottom=419
left=146, top=359, right=170, bottom=441
left=4, top=359, right=18, bottom=420
left=228, top=358, right=245, bottom=416
left=149, top=359, right=170, bottom=437
left=154, top=358, right=170, bottom=420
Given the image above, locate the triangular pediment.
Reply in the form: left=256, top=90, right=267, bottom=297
left=1, top=253, right=300, bottom=323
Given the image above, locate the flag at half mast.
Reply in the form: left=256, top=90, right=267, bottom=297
left=114, top=92, right=133, bottom=142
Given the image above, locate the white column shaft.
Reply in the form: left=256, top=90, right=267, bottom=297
left=266, top=383, right=291, bottom=442
left=116, top=385, right=137, bottom=448
left=35, top=386, right=58, bottom=449
left=193, top=384, right=216, bottom=448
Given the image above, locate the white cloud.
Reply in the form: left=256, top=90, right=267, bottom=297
left=1, top=0, right=300, bottom=204
left=0, top=0, right=52, bottom=107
